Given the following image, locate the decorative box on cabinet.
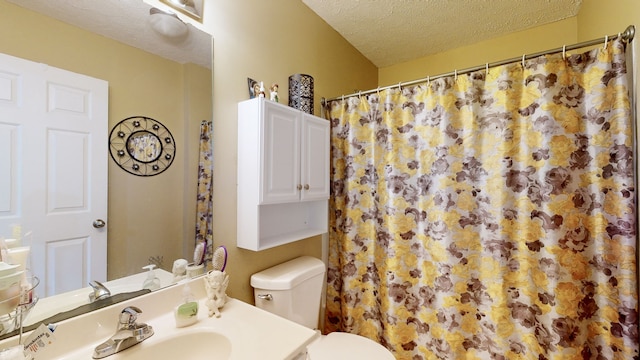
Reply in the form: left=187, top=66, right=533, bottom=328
left=237, top=98, right=329, bottom=251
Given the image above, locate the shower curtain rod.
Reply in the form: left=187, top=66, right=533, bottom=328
left=322, top=25, right=635, bottom=103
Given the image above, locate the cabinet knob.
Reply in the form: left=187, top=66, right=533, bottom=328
left=297, top=184, right=303, bottom=190
left=304, top=184, right=310, bottom=190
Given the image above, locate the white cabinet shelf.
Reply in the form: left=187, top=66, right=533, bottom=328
left=237, top=98, right=329, bottom=251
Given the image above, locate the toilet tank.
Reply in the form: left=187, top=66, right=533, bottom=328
left=251, top=256, right=325, bottom=329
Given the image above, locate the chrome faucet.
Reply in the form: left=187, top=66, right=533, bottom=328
left=92, top=306, right=154, bottom=359
left=89, top=280, right=111, bottom=302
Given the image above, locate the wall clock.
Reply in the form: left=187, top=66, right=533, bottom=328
left=109, top=116, right=176, bottom=176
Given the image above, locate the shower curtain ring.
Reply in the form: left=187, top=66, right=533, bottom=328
left=454, top=69, right=457, bottom=81
left=522, top=54, right=526, bottom=68
left=485, top=63, right=489, bottom=75
left=398, top=82, right=402, bottom=91
left=427, top=76, right=430, bottom=85
left=604, top=35, right=609, bottom=49
left=562, top=45, right=566, bottom=60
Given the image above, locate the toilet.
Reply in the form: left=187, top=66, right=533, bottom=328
left=251, top=256, right=394, bottom=359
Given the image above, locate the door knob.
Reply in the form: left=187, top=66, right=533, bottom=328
left=304, top=184, right=310, bottom=190
left=93, top=219, right=106, bottom=228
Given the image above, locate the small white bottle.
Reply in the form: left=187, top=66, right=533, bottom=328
left=142, top=264, right=161, bottom=291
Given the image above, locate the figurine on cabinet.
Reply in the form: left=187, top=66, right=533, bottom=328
left=269, top=83, right=279, bottom=102
left=248, top=78, right=259, bottom=99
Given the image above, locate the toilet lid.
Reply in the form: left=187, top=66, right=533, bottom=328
left=307, top=332, right=394, bottom=359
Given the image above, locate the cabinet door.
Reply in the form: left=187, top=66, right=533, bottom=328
left=300, top=114, right=330, bottom=201
left=260, top=102, right=301, bottom=204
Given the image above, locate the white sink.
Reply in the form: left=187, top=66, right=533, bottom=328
left=113, top=329, right=232, bottom=360
left=0, top=276, right=318, bottom=359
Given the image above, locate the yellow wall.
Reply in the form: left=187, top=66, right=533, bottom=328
left=144, top=0, right=379, bottom=303
left=379, top=18, right=578, bottom=86
left=12, top=0, right=631, bottom=306
left=377, top=0, right=640, bottom=297
left=379, top=0, right=639, bottom=88
left=0, top=0, right=377, bottom=305
left=206, top=0, right=377, bottom=303
left=0, top=1, right=212, bottom=279
left=143, top=0, right=640, bottom=304
left=577, top=0, right=639, bottom=41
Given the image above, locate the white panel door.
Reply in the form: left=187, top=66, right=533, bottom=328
left=300, top=114, right=330, bottom=202
left=0, top=52, right=108, bottom=297
left=260, top=101, right=301, bottom=204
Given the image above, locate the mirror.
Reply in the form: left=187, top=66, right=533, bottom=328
left=129, top=132, right=162, bottom=163
left=0, top=0, right=212, bottom=338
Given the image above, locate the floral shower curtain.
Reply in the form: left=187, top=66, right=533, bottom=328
left=325, top=39, right=637, bottom=359
left=195, top=120, right=214, bottom=264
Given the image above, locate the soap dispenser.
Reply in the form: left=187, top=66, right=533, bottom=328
left=174, top=280, right=199, bottom=327
left=142, top=264, right=161, bottom=291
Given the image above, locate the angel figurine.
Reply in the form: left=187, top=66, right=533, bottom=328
left=204, top=270, right=229, bottom=318
left=269, top=83, right=279, bottom=102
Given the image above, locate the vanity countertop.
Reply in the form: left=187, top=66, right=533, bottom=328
left=0, top=275, right=318, bottom=359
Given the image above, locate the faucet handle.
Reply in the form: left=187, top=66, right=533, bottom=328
left=89, top=280, right=111, bottom=302
left=119, top=306, right=142, bottom=328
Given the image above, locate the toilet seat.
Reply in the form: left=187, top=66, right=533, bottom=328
left=306, top=332, right=394, bottom=359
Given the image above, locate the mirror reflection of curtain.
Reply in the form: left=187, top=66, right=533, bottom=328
left=127, top=132, right=161, bottom=162
left=325, top=39, right=637, bottom=359
left=195, top=120, right=213, bottom=264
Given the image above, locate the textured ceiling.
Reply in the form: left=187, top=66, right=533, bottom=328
left=302, top=0, right=583, bottom=68
left=8, top=0, right=583, bottom=70
left=6, top=0, right=211, bottom=69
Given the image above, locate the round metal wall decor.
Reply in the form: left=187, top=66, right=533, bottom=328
left=109, top=116, right=176, bottom=176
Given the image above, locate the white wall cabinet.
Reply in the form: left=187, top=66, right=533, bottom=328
left=237, top=98, right=329, bottom=251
